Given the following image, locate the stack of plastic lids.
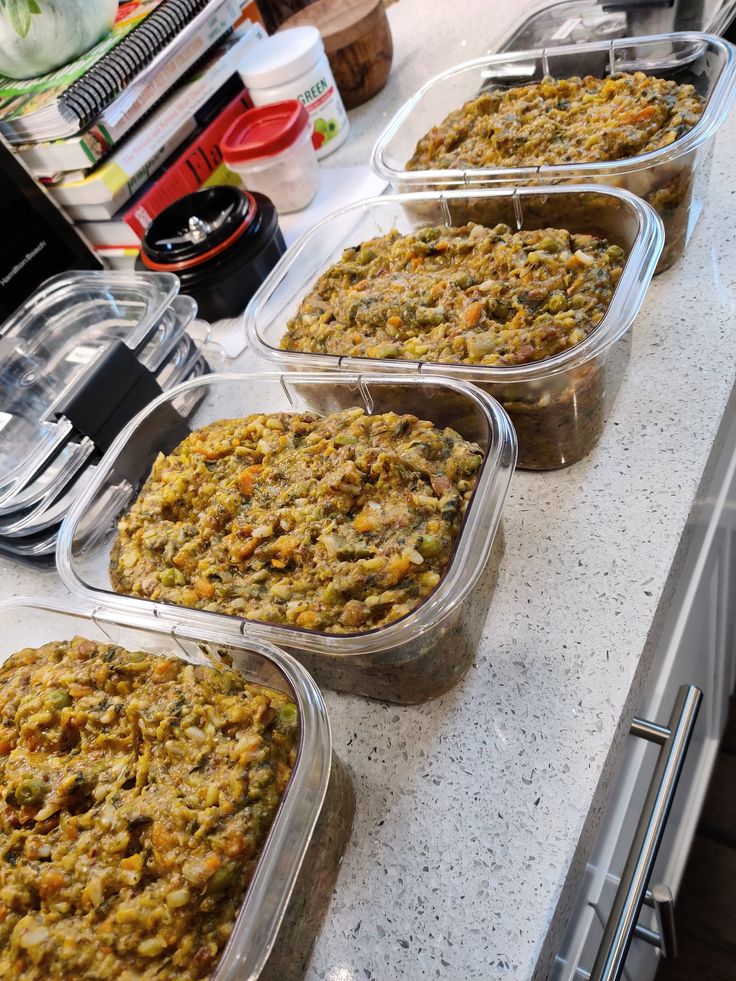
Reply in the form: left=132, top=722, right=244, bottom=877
left=0, top=270, right=223, bottom=561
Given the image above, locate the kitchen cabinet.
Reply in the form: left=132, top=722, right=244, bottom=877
left=554, top=403, right=736, bottom=981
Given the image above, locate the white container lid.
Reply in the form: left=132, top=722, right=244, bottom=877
left=238, top=26, right=324, bottom=89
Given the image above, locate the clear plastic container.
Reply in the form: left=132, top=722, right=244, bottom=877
left=244, top=186, right=662, bottom=470
left=0, top=598, right=355, bottom=981
left=139, top=296, right=198, bottom=371
left=494, top=1, right=736, bottom=53
left=370, top=31, right=736, bottom=272
left=57, top=371, right=516, bottom=703
left=0, top=442, right=95, bottom=539
left=221, top=101, right=320, bottom=214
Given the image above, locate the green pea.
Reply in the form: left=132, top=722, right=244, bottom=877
left=547, top=291, right=568, bottom=314
left=160, top=567, right=184, bottom=587
left=416, top=534, right=441, bottom=558
left=538, top=236, right=560, bottom=253
left=207, top=861, right=238, bottom=893
left=278, top=703, right=299, bottom=729
left=459, top=453, right=482, bottom=475
left=378, top=344, right=400, bottom=359
left=218, top=671, right=242, bottom=694
left=16, top=777, right=47, bottom=806
left=416, top=306, right=446, bottom=326
left=322, top=582, right=343, bottom=605
left=46, top=689, right=72, bottom=710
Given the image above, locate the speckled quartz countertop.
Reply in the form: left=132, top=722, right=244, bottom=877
left=5, top=3, right=736, bottom=979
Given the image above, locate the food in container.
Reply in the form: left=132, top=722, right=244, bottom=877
left=222, top=101, right=320, bottom=214
left=110, top=408, right=483, bottom=633
left=282, top=223, right=625, bottom=367
left=370, top=32, right=736, bottom=272
left=0, top=638, right=298, bottom=979
left=138, top=187, right=286, bottom=321
left=0, top=599, right=354, bottom=980
left=58, top=373, right=516, bottom=703
left=406, top=72, right=704, bottom=170
left=245, top=187, right=663, bottom=470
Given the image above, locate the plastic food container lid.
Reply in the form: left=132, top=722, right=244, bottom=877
left=222, top=100, right=310, bottom=163
left=0, top=274, right=220, bottom=559
left=0, top=271, right=179, bottom=489
left=238, top=25, right=323, bottom=88
left=496, top=0, right=736, bottom=52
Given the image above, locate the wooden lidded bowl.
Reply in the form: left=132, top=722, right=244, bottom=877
left=281, top=0, right=393, bottom=109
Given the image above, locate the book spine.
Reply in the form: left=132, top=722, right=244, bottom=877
left=53, top=115, right=199, bottom=207
left=61, top=0, right=211, bottom=130
left=124, top=90, right=250, bottom=238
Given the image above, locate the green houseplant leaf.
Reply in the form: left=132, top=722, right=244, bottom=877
left=0, top=0, right=39, bottom=38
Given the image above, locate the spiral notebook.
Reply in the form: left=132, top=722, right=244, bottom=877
left=0, top=0, right=241, bottom=143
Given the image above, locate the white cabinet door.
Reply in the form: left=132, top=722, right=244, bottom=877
left=554, top=536, right=724, bottom=981
left=554, top=382, right=736, bottom=981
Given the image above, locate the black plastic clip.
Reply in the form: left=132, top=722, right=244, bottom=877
left=56, top=339, right=164, bottom=454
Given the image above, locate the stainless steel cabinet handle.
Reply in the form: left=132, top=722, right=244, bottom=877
left=589, top=684, right=702, bottom=981
left=636, top=883, right=677, bottom=958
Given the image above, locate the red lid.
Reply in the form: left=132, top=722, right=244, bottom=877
left=221, top=100, right=310, bottom=163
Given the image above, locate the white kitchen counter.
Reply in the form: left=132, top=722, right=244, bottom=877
left=4, top=2, right=736, bottom=978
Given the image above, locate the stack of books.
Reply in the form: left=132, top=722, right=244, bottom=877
left=0, top=0, right=265, bottom=269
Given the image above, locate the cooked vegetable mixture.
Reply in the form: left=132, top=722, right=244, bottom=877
left=281, top=223, right=624, bottom=366
left=0, top=637, right=298, bottom=980
left=406, top=71, right=704, bottom=171
left=111, top=409, right=482, bottom=632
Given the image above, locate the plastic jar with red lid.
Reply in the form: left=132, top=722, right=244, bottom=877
left=221, top=100, right=320, bottom=214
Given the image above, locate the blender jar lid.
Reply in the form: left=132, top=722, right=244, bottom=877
left=140, top=187, right=259, bottom=271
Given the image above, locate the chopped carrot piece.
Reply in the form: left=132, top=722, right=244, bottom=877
left=39, top=871, right=65, bottom=898
left=465, top=301, right=483, bottom=327
left=238, top=465, right=262, bottom=497
left=195, top=578, right=215, bottom=600
left=354, top=510, right=379, bottom=533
